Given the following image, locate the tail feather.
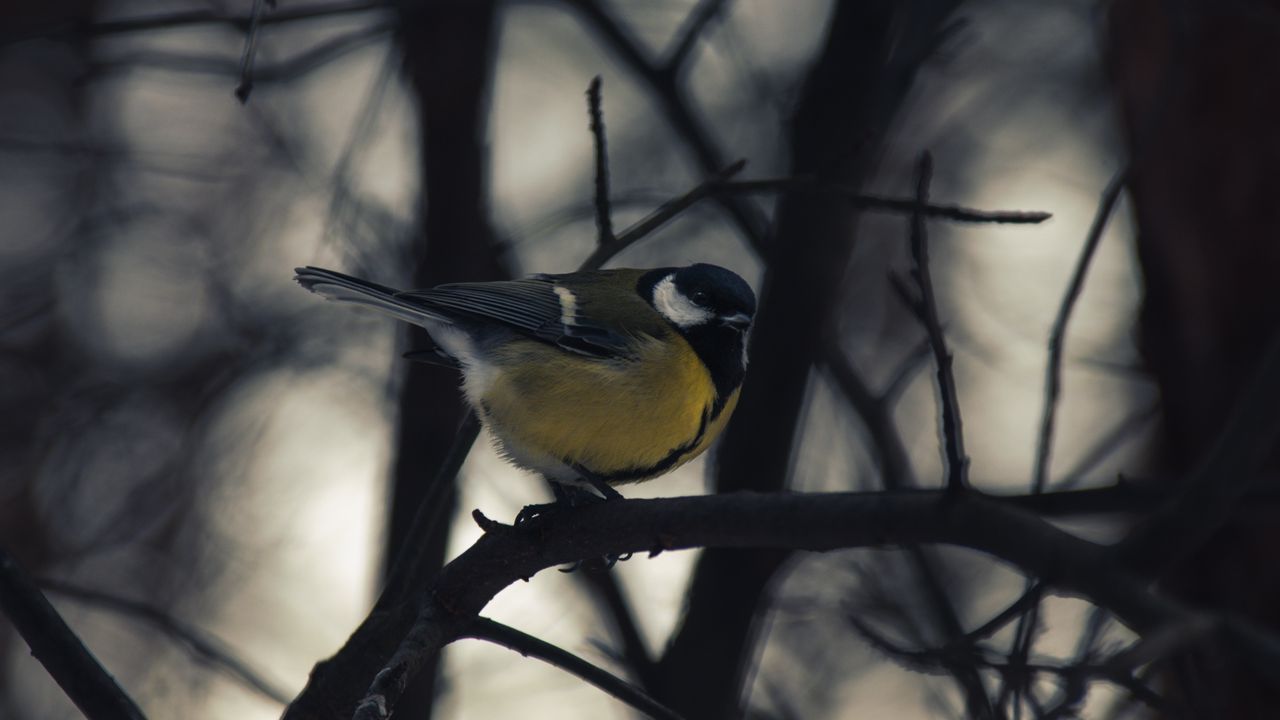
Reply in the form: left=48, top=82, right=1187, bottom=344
left=293, top=266, right=448, bottom=328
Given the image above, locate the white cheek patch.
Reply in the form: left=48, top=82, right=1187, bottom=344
left=554, top=285, right=578, bottom=326
left=653, top=275, right=714, bottom=328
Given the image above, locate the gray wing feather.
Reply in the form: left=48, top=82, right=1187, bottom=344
left=296, top=267, right=633, bottom=358
left=402, top=280, right=632, bottom=358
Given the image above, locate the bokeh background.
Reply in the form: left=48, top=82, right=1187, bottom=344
left=4, top=0, right=1276, bottom=718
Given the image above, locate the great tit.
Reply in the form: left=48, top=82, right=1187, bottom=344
left=294, top=264, right=756, bottom=501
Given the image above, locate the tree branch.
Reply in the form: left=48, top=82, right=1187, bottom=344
left=712, top=177, right=1052, bottom=224
left=41, top=579, right=291, bottom=705
left=662, top=0, right=728, bottom=73
left=586, top=76, right=615, bottom=245
left=898, top=152, right=969, bottom=494
left=234, top=0, right=270, bottom=101
left=5, top=0, right=384, bottom=45
left=1031, top=169, right=1129, bottom=492
left=0, top=547, right=146, bottom=720
left=461, top=617, right=682, bottom=720
left=579, top=159, right=746, bottom=270
left=346, top=489, right=1280, bottom=719
left=580, top=570, right=657, bottom=689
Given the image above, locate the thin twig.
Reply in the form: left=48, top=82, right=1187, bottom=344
left=581, top=571, right=657, bottom=689
left=900, top=151, right=969, bottom=494
left=962, top=584, right=1045, bottom=646
left=586, top=76, right=615, bottom=245
left=234, top=0, right=270, bottom=102
left=663, top=0, right=728, bottom=73
left=8, top=0, right=381, bottom=44
left=41, top=579, right=291, bottom=705
left=462, top=617, right=684, bottom=720
left=823, top=349, right=913, bottom=488
left=713, top=177, right=1052, bottom=224
left=0, top=547, right=146, bottom=720
left=881, top=339, right=933, bottom=404
left=1031, top=169, right=1129, bottom=493
left=825, top=350, right=998, bottom=717
left=580, top=159, right=747, bottom=269
left=565, top=0, right=771, bottom=245
left=1055, top=401, right=1159, bottom=490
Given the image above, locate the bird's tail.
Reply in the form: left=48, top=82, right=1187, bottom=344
left=294, top=266, right=448, bottom=328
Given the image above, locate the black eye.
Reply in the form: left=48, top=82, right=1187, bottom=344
left=691, top=290, right=710, bottom=304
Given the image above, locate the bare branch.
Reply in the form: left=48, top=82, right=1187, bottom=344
left=563, top=0, right=771, bottom=245
left=0, top=547, right=146, bottom=720
left=1032, top=169, right=1129, bottom=492
left=899, top=152, right=969, bottom=493
left=825, top=351, right=998, bottom=717
left=580, top=159, right=746, bottom=270
left=1054, top=401, right=1159, bottom=490
left=586, top=76, right=615, bottom=245
left=42, top=579, right=291, bottom=705
left=663, top=0, right=728, bottom=73
left=581, top=571, right=657, bottom=689
left=461, top=617, right=683, bottom=720
left=340, top=489, right=1280, bottom=719
left=235, top=0, right=271, bottom=102
left=713, top=177, right=1053, bottom=225
left=5, top=0, right=384, bottom=46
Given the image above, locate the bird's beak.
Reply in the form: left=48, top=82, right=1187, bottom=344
left=720, top=312, right=752, bottom=329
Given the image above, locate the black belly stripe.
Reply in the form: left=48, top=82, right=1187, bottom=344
left=584, top=401, right=715, bottom=483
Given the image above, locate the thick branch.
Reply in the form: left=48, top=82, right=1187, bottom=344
left=348, top=490, right=1269, bottom=719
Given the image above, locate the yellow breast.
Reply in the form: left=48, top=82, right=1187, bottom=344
left=477, top=333, right=738, bottom=483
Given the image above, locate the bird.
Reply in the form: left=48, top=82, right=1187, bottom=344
left=294, top=263, right=756, bottom=512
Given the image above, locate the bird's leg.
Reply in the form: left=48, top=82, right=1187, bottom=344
left=559, top=470, right=630, bottom=573
left=580, top=470, right=623, bottom=501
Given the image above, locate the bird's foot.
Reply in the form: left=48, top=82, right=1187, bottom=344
left=558, top=551, right=633, bottom=573
left=514, top=501, right=562, bottom=527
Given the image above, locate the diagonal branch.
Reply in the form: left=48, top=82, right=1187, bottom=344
left=1031, top=169, right=1129, bottom=493
left=462, top=617, right=682, bottom=720
left=580, top=159, right=746, bottom=269
left=663, top=0, right=728, bottom=73
left=580, top=571, right=657, bottom=689
left=41, top=579, right=291, bottom=705
left=0, top=547, right=146, bottom=720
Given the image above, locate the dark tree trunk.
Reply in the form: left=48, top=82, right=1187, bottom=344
left=651, top=2, right=959, bottom=717
left=385, top=1, right=505, bottom=717
left=1108, top=1, right=1280, bottom=716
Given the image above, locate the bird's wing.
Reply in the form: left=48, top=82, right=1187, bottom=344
left=399, top=277, right=637, bottom=358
